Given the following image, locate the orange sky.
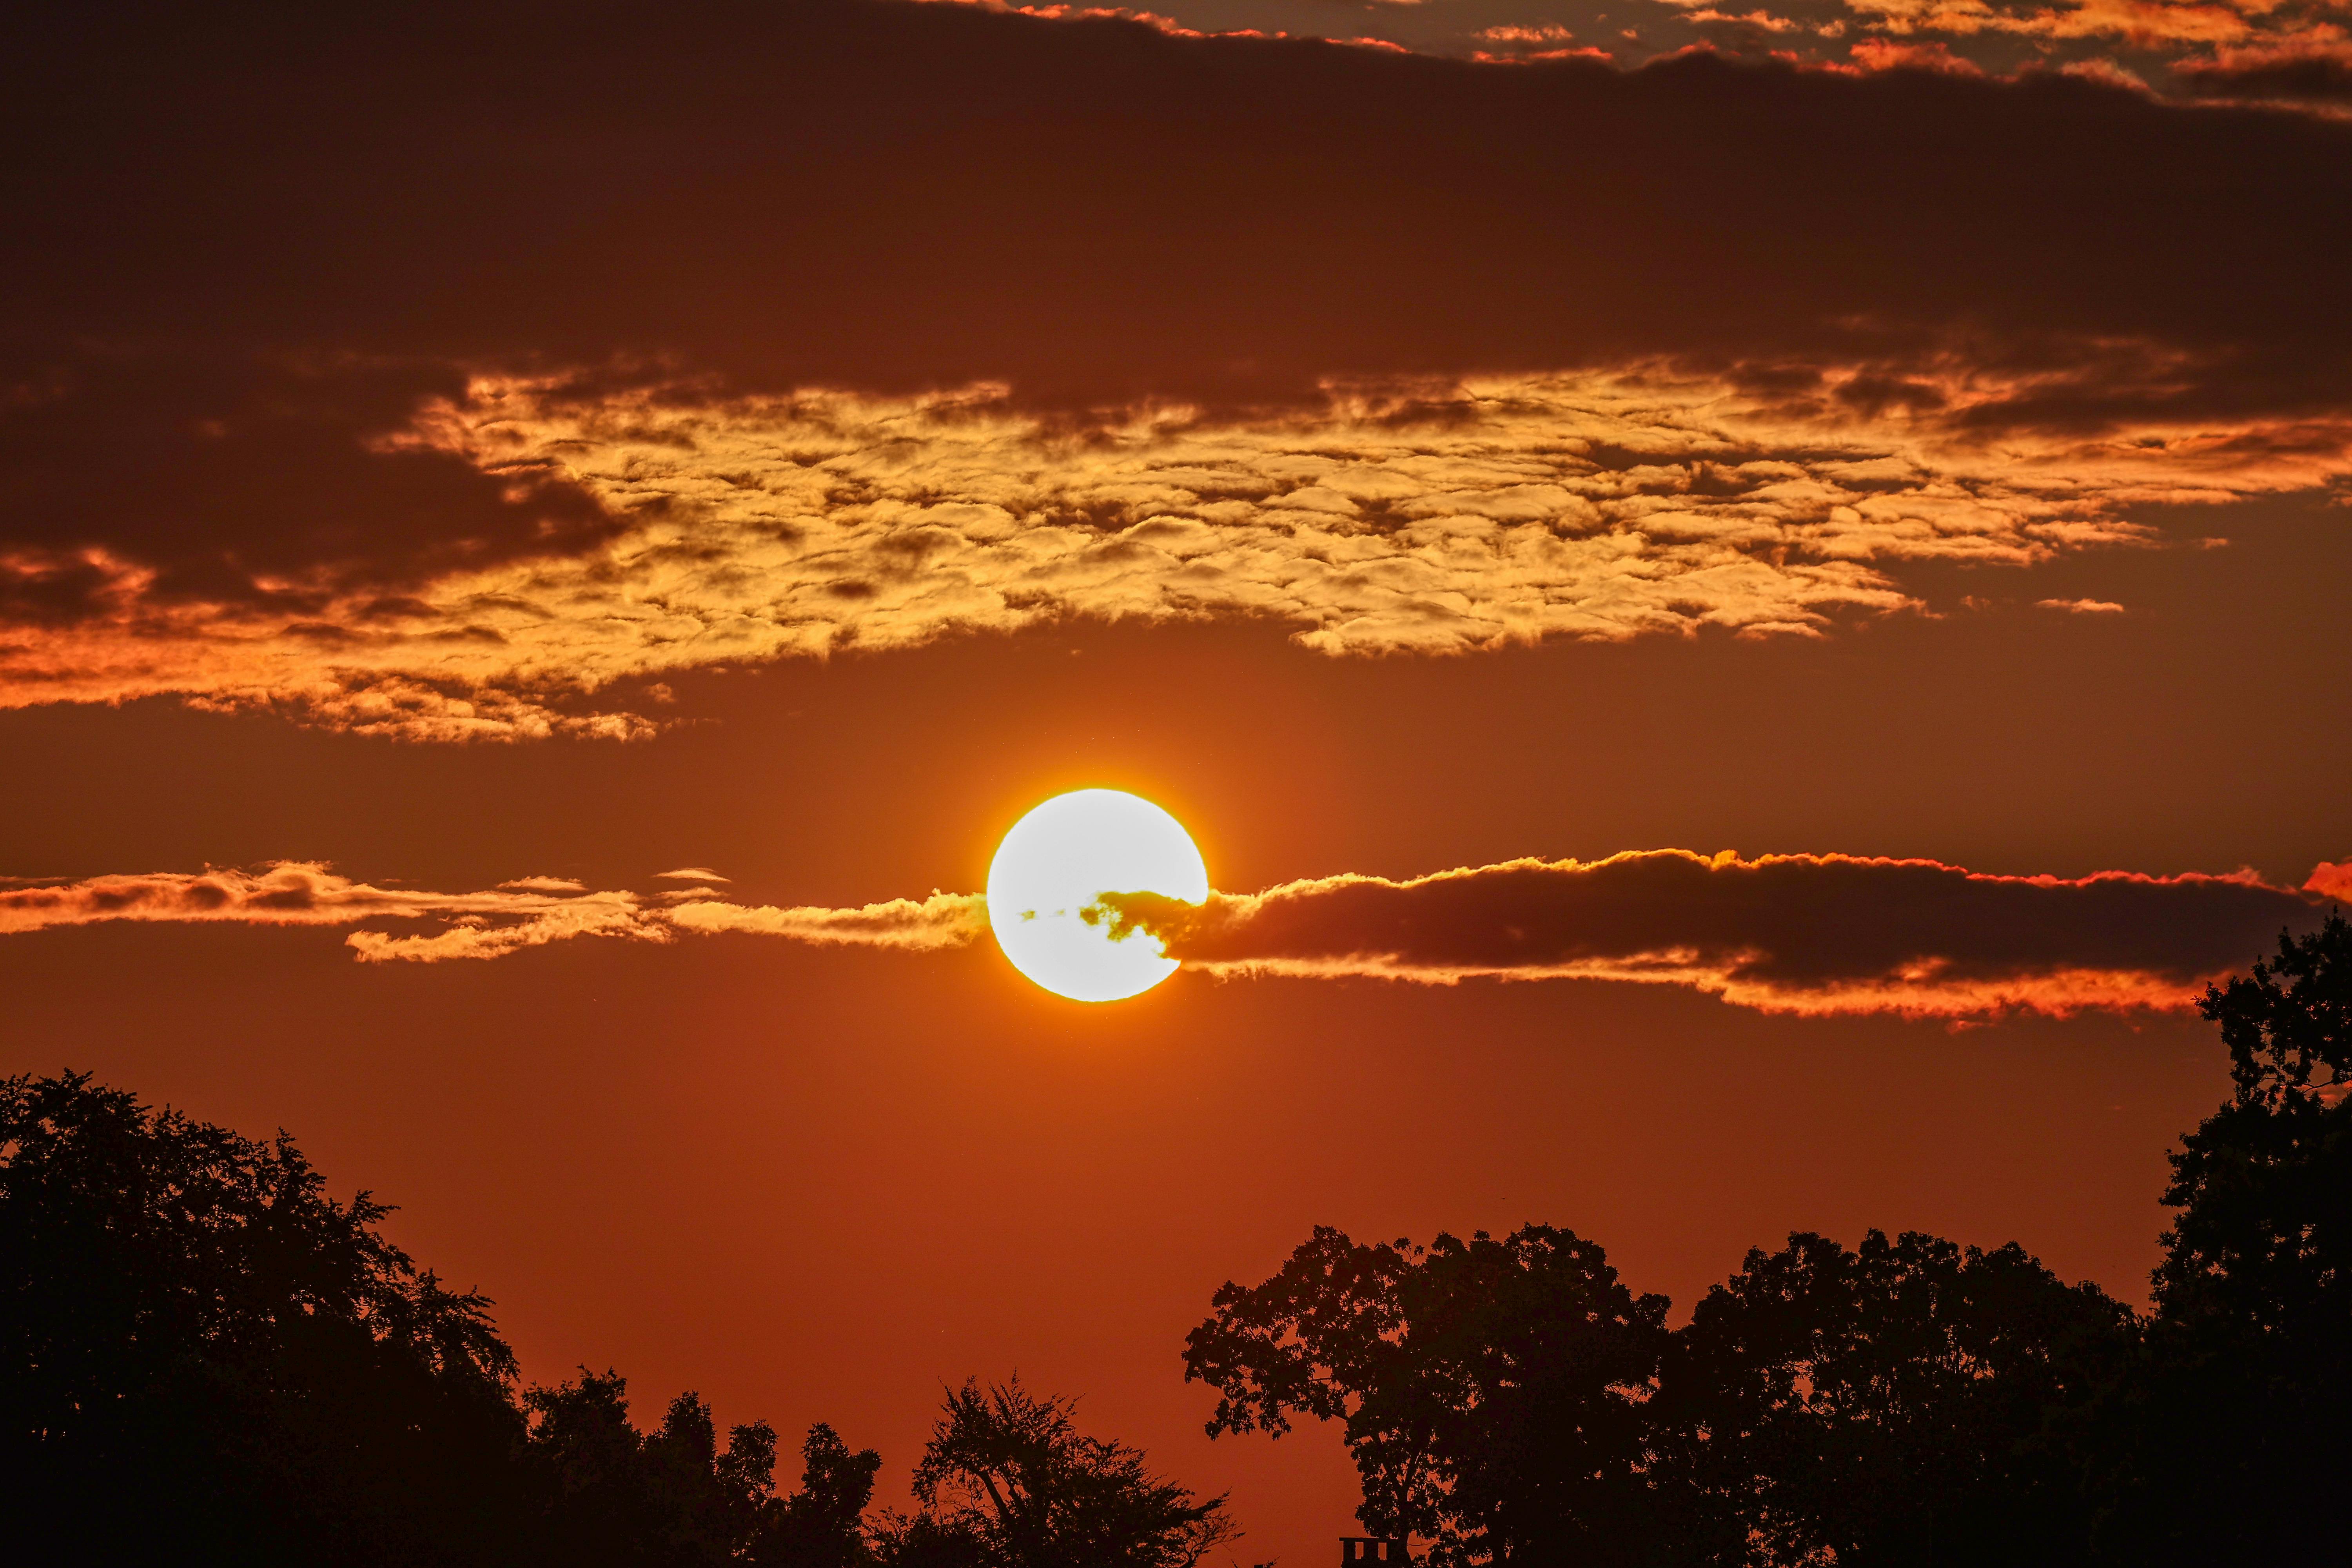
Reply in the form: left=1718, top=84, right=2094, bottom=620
left=4, top=4, right=2349, bottom=1563
left=7, top=516, right=2348, bottom=1557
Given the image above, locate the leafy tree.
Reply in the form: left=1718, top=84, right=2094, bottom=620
left=2163, top=912, right=2352, bottom=1344
left=1658, top=1229, right=2131, bottom=1567
left=2087, top=915, right=2352, bottom=1564
left=1184, top=1225, right=1669, bottom=1566
left=523, top=1370, right=880, bottom=1567
left=2198, top=909, right=2352, bottom=1104
left=0, top=1071, right=881, bottom=1568
left=0, top=1071, right=527, bottom=1567
left=874, top=1378, right=1235, bottom=1568
left=759, top=1422, right=888, bottom=1567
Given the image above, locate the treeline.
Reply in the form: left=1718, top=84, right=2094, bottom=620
left=1189, top=917, right=2352, bottom=1566
left=0, top=1074, right=1232, bottom=1568
left=5, top=918, right=2347, bottom=1566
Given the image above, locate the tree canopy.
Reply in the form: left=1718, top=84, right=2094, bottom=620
left=2, top=1072, right=1217, bottom=1568
left=12, top=916, right=2351, bottom=1566
left=2097, top=914, right=2352, bottom=1564
left=1187, top=916, right=2352, bottom=1566
left=877, top=1378, right=1235, bottom=1568
left=1186, top=1224, right=1667, bottom=1563
left=0, top=1071, right=525, bottom=1566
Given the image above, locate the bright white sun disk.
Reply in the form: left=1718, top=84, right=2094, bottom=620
left=986, top=789, right=1208, bottom=1003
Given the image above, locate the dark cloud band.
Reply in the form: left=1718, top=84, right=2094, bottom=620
left=1093, top=851, right=2343, bottom=1014
left=10, top=1, right=2347, bottom=407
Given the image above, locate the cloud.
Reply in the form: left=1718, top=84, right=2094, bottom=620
left=2176, top=33, right=2352, bottom=100
left=2035, top=597, right=2127, bottom=612
left=655, top=867, right=732, bottom=883
left=11, top=4, right=2349, bottom=411
left=0, top=864, right=655, bottom=950
left=2304, top=859, right=2352, bottom=901
left=943, top=0, right=2350, bottom=87
left=0, top=863, right=984, bottom=965
left=6, top=368, right=2347, bottom=738
left=6, top=2, right=2352, bottom=737
left=4, top=848, right=2327, bottom=1013
left=1092, top=849, right=2329, bottom=1015
left=1843, top=0, right=2259, bottom=47
left=666, top=893, right=989, bottom=951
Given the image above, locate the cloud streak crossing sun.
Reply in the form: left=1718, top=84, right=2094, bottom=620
left=7, top=851, right=2341, bottom=1019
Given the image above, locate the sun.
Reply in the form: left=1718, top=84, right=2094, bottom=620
left=986, top=789, right=1209, bottom=1002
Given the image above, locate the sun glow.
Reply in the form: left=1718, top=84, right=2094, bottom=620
left=985, top=789, right=1209, bottom=1002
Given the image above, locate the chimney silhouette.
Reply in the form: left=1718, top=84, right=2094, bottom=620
left=1339, top=1538, right=1410, bottom=1565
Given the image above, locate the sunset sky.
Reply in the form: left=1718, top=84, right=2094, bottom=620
left=4, top=1, right=2348, bottom=1561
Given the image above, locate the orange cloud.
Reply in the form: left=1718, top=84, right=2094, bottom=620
left=5, top=849, right=2325, bottom=1015
left=2304, top=859, right=2352, bottom=901
left=0, top=864, right=639, bottom=939
left=12, top=5, right=2352, bottom=744
left=1849, top=37, right=1988, bottom=70
left=665, top=893, right=989, bottom=951
left=2176, top=29, right=2352, bottom=98
left=1844, top=0, right=2258, bottom=46
left=0, top=864, right=984, bottom=965
left=7, top=367, right=2346, bottom=740
left=1093, top=849, right=2327, bottom=1016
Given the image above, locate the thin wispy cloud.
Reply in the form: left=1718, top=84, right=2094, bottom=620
left=0, top=865, right=651, bottom=953
left=666, top=894, right=988, bottom=951
left=0, top=864, right=983, bottom=965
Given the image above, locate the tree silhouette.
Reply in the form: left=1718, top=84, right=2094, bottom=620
left=17, top=915, right=2352, bottom=1568
left=2085, top=915, right=2352, bottom=1564
left=1658, top=1230, right=2131, bottom=1567
left=1187, top=923, right=2352, bottom=1566
left=760, top=1423, right=888, bottom=1567
left=1185, top=1225, right=1670, bottom=1566
left=0, top=1071, right=526, bottom=1566
left=523, top=1370, right=882, bottom=1566
left=875, top=1378, right=1236, bottom=1568
left=0, top=1071, right=886, bottom=1568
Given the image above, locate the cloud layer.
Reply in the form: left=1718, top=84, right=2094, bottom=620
left=7, top=369, right=2343, bottom=739
left=1094, top=850, right=2346, bottom=1014
left=6, top=2, right=2349, bottom=737
left=8, top=852, right=2342, bottom=1018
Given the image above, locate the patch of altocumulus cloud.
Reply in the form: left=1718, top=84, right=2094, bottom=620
left=4, top=1, right=2350, bottom=737
left=4, top=369, right=2347, bottom=740
left=7, top=852, right=2343, bottom=1018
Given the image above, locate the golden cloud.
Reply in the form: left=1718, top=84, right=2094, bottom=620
left=4, top=367, right=2347, bottom=740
